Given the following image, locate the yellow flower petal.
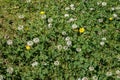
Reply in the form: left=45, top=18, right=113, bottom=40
left=109, top=17, right=113, bottom=21
left=79, top=28, right=85, bottom=33
left=26, top=45, right=30, bottom=50
left=40, top=11, right=45, bottom=15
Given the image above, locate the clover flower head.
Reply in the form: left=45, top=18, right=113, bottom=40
left=54, top=60, right=60, bottom=66
left=0, top=75, right=3, bottom=80
left=31, top=61, right=38, bottom=67
left=64, top=14, right=69, bottom=17
left=48, top=23, right=52, bottom=28
left=98, top=18, right=103, bottom=23
left=7, top=40, right=13, bottom=45
left=100, top=41, right=105, bottom=46
left=65, top=7, right=70, bottom=10
left=106, top=71, right=112, bottom=76
left=101, top=37, right=106, bottom=41
left=18, top=25, right=24, bottom=30
left=72, top=24, right=78, bottom=29
left=66, top=40, right=72, bottom=46
left=57, top=45, right=62, bottom=50
left=76, top=48, right=81, bottom=52
left=7, top=67, right=14, bottom=74
left=18, top=14, right=24, bottom=19
left=63, top=46, right=68, bottom=50
left=65, top=36, right=71, bottom=41
left=102, top=2, right=107, bottom=6
left=48, top=18, right=53, bottom=23
left=116, top=70, right=120, bottom=74
left=33, top=37, right=40, bottom=43
left=41, top=15, right=46, bottom=19
left=92, top=75, right=98, bottom=80
left=82, top=77, right=88, bottom=80
left=62, top=31, right=67, bottom=35
left=89, top=66, right=94, bottom=71
left=27, top=41, right=34, bottom=46
left=113, top=14, right=118, bottom=18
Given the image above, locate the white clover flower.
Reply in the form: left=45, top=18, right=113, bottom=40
left=48, top=18, right=53, bottom=23
left=18, top=14, right=24, bottom=19
left=57, top=45, right=62, bottom=50
left=0, top=75, right=3, bottom=80
left=4, top=34, right=9, bottom=39
left=82, top=77, right=88, bottom=80
left=76, top=48, right=81, bottom=52
left=41, top=15, right=46, bottom=19
left=54, top=60, right=60, bottom=66
left=64, top=14, right=69, bottom=17
left=66, top=40, right=72, bottom=46
left=115, top=7, right=120, bottom=10
left=33, top=37, right=39, bottom=43
left=78, top=78, right=81, bottom=80
left=89, top=66, right=94, bottom=71
left=65, top=7, right=70, bottom=10
left=26, top=0, right=31, bottom=3
left=68, top=18, right=75, bottom=22
left=62, top=31, right=67, bottom=35
left=90, top=8, right=94, bottom=11
left=48, top=23, right=52, bottom=28
left=7, top=67, right=14, bottom=74
left=113, top=14, right=118, bottom=18
left=116, top=70, right=120, bottom=74
left=98, top=18, right=103, bottom=23
left=100, top=41, right=105, bottom=46
left=63, top=46, right=68, bottom=50
left=97, top=1, right=101, bottom=5
left=101, top=37, right=106, bottom=41
left=71, top=7, right=75, bottom=10
left=31, top=61, right=38, bottom=67
left=72, top=24, right=78, bottom=29
left=106, top=71, right=112, bottom=76
left=7, top=39, right=13, bottom=45
left=67, top=18, right=77, bottom=23
left=92, top=75, right=98, bottom=80
left=102, top=2, right=107, bottom=6
left=111, top=7, right=115, bottom=11
left=70, top=4, right=74, bottom=8
left=117, top=74, right=120, bottom=78
left=27, top=41, right=34, bottom=46
left=18, top=25, right=24, bottom=30
left=65, top=37, right=70, bottom=41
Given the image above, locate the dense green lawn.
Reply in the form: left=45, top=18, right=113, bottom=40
left=0, top=0, right=120, bottom=80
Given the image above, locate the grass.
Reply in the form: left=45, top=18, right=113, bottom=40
left=0, top=0, right=120, bottom=80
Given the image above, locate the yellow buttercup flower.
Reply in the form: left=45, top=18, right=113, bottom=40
left=79, top=28, right=85, bottom=33
left=109, top=17, right=113, bottom=21
left=26, top=45, right=30, bottom=50
left=40, top=11, right=45, bottom=15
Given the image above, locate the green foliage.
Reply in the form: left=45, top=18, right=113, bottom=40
left=0, top=0, right=120, bottom=80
